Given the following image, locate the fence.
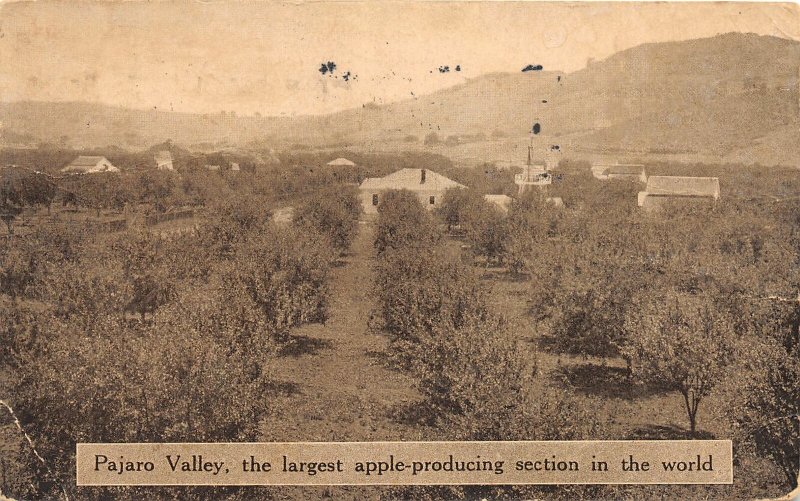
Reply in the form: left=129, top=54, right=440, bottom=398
left=144, top=209, right=196, bottom=226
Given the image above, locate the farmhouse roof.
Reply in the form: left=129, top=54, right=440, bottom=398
left=360, top=168, right=465, bottom=191
left=645, top=176, right=720, bottom=198
left=327, top=157, right=356, bottom=166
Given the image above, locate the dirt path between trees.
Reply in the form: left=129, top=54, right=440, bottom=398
left=261, top=222, right=423, bottom=442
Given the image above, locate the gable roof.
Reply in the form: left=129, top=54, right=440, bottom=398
left=360, top=168, right=465, bottom=192
left=62, top=155, right=119, bottom=173
left=327, top=157, right=356, bottom=166
left=645, top=176, right=720, bottom=198
left=69, top=155, right=108, bottom=167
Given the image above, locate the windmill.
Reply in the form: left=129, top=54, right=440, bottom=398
left=515, top=122, right=551, bottom=194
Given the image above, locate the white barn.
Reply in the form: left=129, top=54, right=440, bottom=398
left=638, top=176, right=720, bottom=209
left=61, top=156, right=119, bottom=174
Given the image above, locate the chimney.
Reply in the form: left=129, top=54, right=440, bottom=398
left=421, top=169, right=426, bottom=184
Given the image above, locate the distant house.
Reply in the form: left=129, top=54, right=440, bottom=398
left=359, top=168, right=465, bottom=214
left=327, top=157, right=356, bottom=167
left=230, top=162, right=240, bottom=171
left=592, top=163, right=646, bottom=182
left=61, top=156, right=119, bottom=174
left=484, top=194, right=513, bottom=213
left=638, top=176, right=720, bottom=209
left=154, top=150, right=174, bottom=171
left=206, top=165, right=221, bottom=171
left=547, top=197, right=564, bottom=208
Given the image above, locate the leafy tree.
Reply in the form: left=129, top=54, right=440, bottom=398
left=11, top=318, right=270, bottom=499
left=197, top=195, right=271, bottom=257
left=133, top=170, right=177, bottom=212
left=293, top=185, right=361, bottom=252
left=374, top=189, right=441, bottom=255
left=222, top=226, right=335, bottom=343
left=112, top=231, right=176, bottom=321
left=624, top=294, right=736, bottom=436
left=374, top=247, right=490, bottom=360
left=502, top=191, right=562, bottom=274
left=730, top=340, right=800, bottom=489
left=436, top=187, right=482, bottom=232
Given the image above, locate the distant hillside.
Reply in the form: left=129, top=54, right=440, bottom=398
left=1, top=33, right=798, bottom=164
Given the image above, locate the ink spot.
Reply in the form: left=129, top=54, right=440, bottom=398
left=550, top=144, right=560, bottom=150
left=532, top=123, right=541, bottom=135
left=522, top=64, right=543, bottom=72
left=318, top=61, right=337, bottom=75
left=557, top=75, right=561, bottom=82
left=542, top=100, right=548, bottom=103
left=342, top=71, right=351, bottom=82
left=438, top=66, right=450, bottom=73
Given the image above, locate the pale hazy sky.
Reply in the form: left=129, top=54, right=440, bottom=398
left=1, top=1, right=798, bottom=116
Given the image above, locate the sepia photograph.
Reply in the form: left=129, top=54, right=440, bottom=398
left=0, top=0, right=799, bottom=499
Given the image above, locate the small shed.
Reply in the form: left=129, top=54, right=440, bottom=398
left=484, top=194, right=513, bottom=213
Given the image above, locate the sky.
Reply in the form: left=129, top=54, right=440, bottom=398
left=1, top=1, right=798, bottom=117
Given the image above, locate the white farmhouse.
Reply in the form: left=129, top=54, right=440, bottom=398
left=359, top=168, right=465, bottom=214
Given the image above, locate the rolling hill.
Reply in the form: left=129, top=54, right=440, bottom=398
left=1, top=33, right=798, bottom=165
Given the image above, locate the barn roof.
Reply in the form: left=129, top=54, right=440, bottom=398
left=645, top=176, right=720, bottom=197
left=327, top=157, right=356, bottom=166
left=360, top=168, right=465, bottom=191
left=69, top=155, right=107, bottom=166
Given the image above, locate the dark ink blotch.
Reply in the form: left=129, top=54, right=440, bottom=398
left=522, top=64, right=543, bottom=72
left=319, top=61, right=337, bottom=75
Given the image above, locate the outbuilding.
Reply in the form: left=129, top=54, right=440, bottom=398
left=61, top=156, right=119, bottom=174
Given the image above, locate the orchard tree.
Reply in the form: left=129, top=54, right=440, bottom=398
left=731, top=340, right=800, bottom=489
left=223, top=226, right=335, bottom=343
left=374, top=189, right=441, bottom=255
left=624, top=293, right=736, bottom=436
left=10, top=318, right=270, bottom=499
left=437, top=187, right=483, bottom=232
left=293, top=185, right=361, bottom=252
